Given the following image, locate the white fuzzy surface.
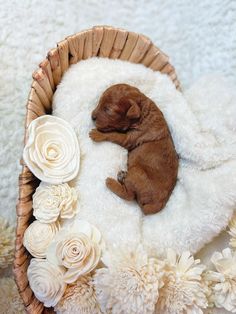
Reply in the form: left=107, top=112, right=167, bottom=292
left=53, top=58, right=236, bottom=255
left=1, top=2, right=236, bottom=312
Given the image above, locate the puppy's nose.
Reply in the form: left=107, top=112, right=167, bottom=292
left=92, top=113, right=96, bottom=121
left=92, top=109, right=97, bottom=121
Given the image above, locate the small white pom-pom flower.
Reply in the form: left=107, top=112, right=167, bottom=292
left=33, top=183, right=77, bottom=223
left=205, top=248, right=236, bottom=313
left=94, top=245, right=164, bottom=314
left=55, top=274, right=102, bottom=314
left=156, top=249, right=208, bottom=314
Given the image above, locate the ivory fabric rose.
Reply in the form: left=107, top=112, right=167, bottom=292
left=27, top=258, right=66, bottom=307
left=47, top=220, right=104, bottom=284
left=33, top=183, right=77, bottom=223
left=23, top=115, right=80, bottom=184
left=23, top=220, right=60, bottom=258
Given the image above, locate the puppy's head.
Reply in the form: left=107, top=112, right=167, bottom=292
left=92, top=84, right=142, bottom=132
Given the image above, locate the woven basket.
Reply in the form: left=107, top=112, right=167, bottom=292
left=14, top=25, right=181, bottom=314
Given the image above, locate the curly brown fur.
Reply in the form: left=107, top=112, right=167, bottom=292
left=89, top=84, right=178, bottom=215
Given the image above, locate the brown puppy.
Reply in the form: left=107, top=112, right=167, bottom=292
left=89, top=84, right=178, bottom=215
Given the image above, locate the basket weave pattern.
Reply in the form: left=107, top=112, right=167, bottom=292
left=14, top=25, right=180, bottom=313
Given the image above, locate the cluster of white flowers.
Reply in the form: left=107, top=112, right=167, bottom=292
left=23, top=116, right=105, bottom=309
left=93, top=230, right=236, bottom=314
left=26, top=219, right=105, bottom=308
left=94, top=246, right=208, bottom=314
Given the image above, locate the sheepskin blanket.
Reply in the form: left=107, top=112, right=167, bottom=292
left=53, top=58, right=236, bottom=255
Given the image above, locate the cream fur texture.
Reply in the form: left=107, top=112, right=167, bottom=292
left=53, top=58, right=236, bottom=255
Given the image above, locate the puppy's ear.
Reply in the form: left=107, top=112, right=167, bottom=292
left=106, top=104, right=120, bottom=115
left=126, top=99, right=141, bottom=119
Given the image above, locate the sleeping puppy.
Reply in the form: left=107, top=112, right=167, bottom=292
left=89, top=84, right=178, bottom=215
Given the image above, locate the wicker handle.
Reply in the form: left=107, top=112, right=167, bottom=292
left=14, top=25, right=181, bottom=314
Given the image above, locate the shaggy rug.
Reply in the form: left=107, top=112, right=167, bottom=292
left=0, top=1, right=236, bottom=313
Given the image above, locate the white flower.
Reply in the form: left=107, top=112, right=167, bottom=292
left=33, top=183, right=77, bottom=223
left=156, top=249, right=208, bottom=314
left=0, top=277, right=25, bottom=314
left=94, top=245, right=163, bottom=314
left=228, top=213, right=236, bottom=248
left=47, top=220, right=104, bottom=284
left=205, top=248, right=236, bottom=313
left=23, top=220, right=60, bottom=258
left=27, top=258, right=66, bottom=307
left=55, top=274, right=102, bottom=314
left=23, top=115, right=80, bottom=184
left=0, top=216, right=15, bottom=269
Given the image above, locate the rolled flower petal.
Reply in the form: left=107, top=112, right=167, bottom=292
left=33, top=183, right=77, bottom=223
left=23, top=220, right=60, bottom=258
left=23, top=115, right=80, bottom=184
left=27, top=258, right=66, bottom=307
left=46, top=220, right=104, bottom=284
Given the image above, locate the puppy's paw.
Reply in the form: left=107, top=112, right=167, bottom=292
left=106, top=177, right=117, bottom=190
left=89, top=129, right=106, bottom=142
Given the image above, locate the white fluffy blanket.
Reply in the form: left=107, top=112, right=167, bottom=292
left=53, top=58, right=236, bottom=256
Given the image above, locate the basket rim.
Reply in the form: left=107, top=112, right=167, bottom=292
left=13, top=25, right=181, bottom=314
